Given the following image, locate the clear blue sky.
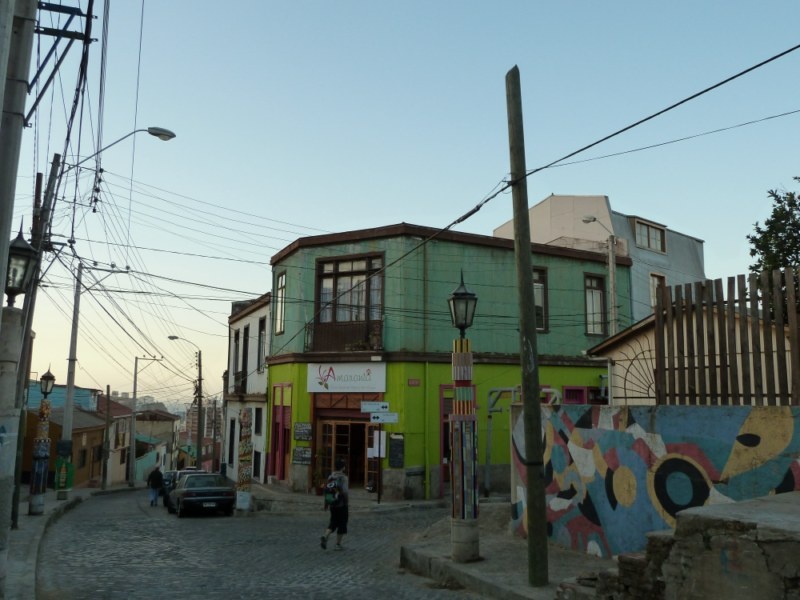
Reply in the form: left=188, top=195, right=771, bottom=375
left=12, top=1, right=800, bottom=409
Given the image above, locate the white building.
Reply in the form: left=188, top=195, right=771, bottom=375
left=223, top=293, right=270, bottom=486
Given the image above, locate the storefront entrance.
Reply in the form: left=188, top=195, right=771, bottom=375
left=313, top=391, right=383, bottom=490
left=316, top=420, right=380, bottom=489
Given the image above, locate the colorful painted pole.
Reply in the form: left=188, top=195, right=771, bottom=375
left=450, top=337, right=479, bottom=562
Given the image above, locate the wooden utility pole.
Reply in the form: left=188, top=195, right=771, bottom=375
left=505, top=65, right=549, bottom=586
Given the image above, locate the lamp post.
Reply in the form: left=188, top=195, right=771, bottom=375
left=5, top=226, right=37, bottom=307
left=53, top=127, right=175, bottom=500
left=447, top=272, right=479, bottom=563
left=29, top=370, right=55, bottom=515
left=582, top=216, right=618, bottom=335
left=168, top=336, right=203, bottom=468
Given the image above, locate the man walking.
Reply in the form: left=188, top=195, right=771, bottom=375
left=320, top=458, right=349, bottom=550
left=146, top=465, right=164, bottom=507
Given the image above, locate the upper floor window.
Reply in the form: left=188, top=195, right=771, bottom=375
left=318, top=256, right=383, bottom=323
left=650, top=273, right=666, bottom=308
left=257, top=317, right=266, bottom=373
left=275, top=273, right=286, bottom=334
left=533, top=268, right=548, bottom=331
left=635, top=220, right=666, bottom=253
left=233, top=329, right=240, bottom=373
left=585, top=275, right=606, bottom=335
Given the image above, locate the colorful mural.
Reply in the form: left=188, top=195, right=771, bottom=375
left=511, top=404, right=800, bottom=557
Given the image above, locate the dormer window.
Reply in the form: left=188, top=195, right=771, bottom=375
left=635, top=220, right=666, bottom=253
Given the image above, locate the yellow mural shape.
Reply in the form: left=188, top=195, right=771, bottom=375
left=720, top=406, right=793, bottom=481
left=612, top=466, right=637, bottom=508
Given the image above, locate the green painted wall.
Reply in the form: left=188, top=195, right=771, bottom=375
left=271, top=231, right=632, bottom=359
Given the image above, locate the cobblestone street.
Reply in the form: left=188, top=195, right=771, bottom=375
left=37, top=491, right=481, bottom=599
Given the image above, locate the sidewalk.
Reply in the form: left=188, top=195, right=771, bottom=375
left=6, top=484, right=138, bottom=600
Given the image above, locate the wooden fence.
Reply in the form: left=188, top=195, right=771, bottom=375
left=654, top=267, right=799, bottom=405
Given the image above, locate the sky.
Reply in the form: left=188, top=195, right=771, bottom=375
left=11, top=1, right=800, bottom=412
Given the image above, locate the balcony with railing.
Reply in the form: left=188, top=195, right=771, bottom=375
left=305, top=320, right=383, bottom=353
left=233, top=370, right=246, bottom=394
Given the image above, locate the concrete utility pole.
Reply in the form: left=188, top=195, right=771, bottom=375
left=196, top=350, right=203, bottom=467
left=57, top=261, right=83, bottom=500
left=0, top=2, right=37, bottom=596
left=102, top=385, right=111, bottom=490
left=607, top=234, right=618, bottom=335
left=505, top=65, right=549, bottom=587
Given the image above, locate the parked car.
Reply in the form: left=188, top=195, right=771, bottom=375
left=168, top=473, right=235, bottom=518
left=163, top=469, right=206, bottom=511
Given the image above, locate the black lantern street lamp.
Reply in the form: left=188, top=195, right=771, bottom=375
left=446, top=272, right=480, bottom=562
left=40, top=369, right=55, bottom=398
left=448, top=272, right=477, bottom=339
left=29, top=369, right=56, bottom=515
left=5, top=227, right=37, bottom=307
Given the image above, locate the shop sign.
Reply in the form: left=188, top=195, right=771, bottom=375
left=307, top=362, right=386, bottom=393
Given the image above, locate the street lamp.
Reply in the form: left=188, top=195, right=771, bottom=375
left=447, top=274, right=480, bottom=563
left=29, top=369, right=55, bottom=515
left=582, top=216, right=618, bottom=335
left=448, top=272, right=478, bottom=340
left=5, top=225, right=36, bottom=307
left=168, top=336, right=203, bottom=468
left=66, top=126, right=176, bottom=171
left=53, top=126, right=175, bottom=500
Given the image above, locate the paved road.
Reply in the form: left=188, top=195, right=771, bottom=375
left=38, top=491, right=482, bottom=600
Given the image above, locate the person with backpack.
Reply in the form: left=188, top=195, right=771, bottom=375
left=320, top=458, right=349, bottom=550
left=146, top=465, right=164, bottom=507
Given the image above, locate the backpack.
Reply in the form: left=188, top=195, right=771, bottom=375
left=323, top=475, right=342, bottom=507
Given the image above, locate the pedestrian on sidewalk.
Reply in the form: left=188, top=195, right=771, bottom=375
left=146, top=465, right=164, bottom=507
left=320, top=458, right=349, bottom=550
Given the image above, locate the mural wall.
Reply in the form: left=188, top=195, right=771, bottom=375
left=511, top=404, right=800, bottom=557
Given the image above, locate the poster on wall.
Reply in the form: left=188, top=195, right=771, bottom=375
left=237, top=408, right=253, bottom=496
left=307, top=362, right=386, bottom=393
left=294, top=422, right=312, bottom=441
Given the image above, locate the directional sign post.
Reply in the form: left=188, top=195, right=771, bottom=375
left=360, top=402, right=393, bottom=505
left=369, top=412, right=398, bottom=424
left=361, top=401, right=389, bottom=413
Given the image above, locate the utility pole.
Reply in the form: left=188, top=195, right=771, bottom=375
left=607, top=234, right=618, bottom=335
left=129, top=356, right=162, bottom=485
left=211, top=398, right=218, bottom=471
left=196, top=350, right=203, bottom=468
left=505, top=65, right=549, bottom=587
left=101, top=385, right=111, bottom=490
left=56, top=261, right=83, bottom=500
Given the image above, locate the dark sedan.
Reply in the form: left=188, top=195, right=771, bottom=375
left=163, top=469, right=206, bottom=511
left=169, top=473, right=235, bottom=518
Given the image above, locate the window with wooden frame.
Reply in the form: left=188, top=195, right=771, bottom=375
left=585, top=275, right=606, bottom=335
left=318, top=255, right=383, bottom=324
left=275, top=272, right=286, bottom=334
left=533, top=267, right=548, bottom=331
left=635, top=220, right=666, bottom=253
left=650, top=273, right=666, bottom=308
left=257, top=317, right=266, bottom=373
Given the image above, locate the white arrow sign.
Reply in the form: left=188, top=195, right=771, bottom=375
left=361, top=401, right=389, bottom=413
left=369, top=412, right=398, bottom=424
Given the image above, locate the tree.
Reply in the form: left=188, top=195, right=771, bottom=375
left=747, top=177, right=800, bottom=274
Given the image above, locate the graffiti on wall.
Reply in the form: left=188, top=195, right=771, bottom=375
left=510, top=404, right=800, bottom=557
